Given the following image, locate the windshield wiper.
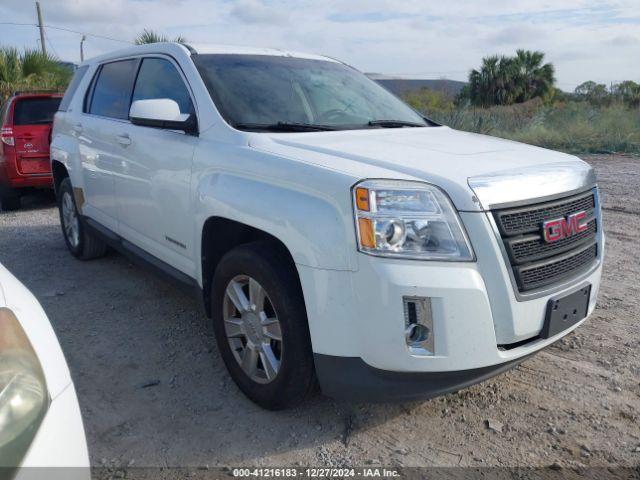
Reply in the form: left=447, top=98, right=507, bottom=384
left=367, top=120, right=426, bottom=128
left=234, top=122, right=337, bottom=132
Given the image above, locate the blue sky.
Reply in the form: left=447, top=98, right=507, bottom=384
left=1, top=0, right=638, bottom=90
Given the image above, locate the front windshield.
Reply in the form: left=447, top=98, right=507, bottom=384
left=193, top=54, right=429, bottom=131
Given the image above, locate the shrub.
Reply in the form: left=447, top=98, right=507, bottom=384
left=408, top=90, right=640, bottom=154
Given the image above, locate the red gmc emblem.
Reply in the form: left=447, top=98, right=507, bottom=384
left=542, top=211, right=589, bottom=243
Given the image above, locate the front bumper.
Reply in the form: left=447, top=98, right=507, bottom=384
left=297, top=212, right=603, bottom=401
left=1, top=174, right=53, bottom=191
left=314, top=353, right=533, bottom=402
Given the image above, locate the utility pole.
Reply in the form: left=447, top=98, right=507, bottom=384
left=80, top=35, right=86, bottom=62
left=35, top=2, right=47, bottom=56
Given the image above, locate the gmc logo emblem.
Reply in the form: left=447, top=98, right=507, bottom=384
left=542, top=211, right=589, bottom=243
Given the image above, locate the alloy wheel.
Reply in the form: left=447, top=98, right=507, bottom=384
left=223, top=275, right=283, bottom=384
left=61, top=191, right=80, bottom=248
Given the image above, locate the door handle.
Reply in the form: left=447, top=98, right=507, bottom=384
left=73, top=123, right=83, bottom=134
left=116, top=133, right=131, bottom=146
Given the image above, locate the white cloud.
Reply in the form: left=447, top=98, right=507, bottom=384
left=0, top=0, right=638, bottom=89
left=228, top=0, right=289, bottom=25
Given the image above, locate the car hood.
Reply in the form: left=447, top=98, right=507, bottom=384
left=249, top=126, right=595, bottom=211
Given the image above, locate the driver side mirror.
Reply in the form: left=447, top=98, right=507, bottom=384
left=129, top=99, right=198, bottom=135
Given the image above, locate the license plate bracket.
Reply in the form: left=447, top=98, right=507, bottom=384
left=541, top=284, right=591, bottom=339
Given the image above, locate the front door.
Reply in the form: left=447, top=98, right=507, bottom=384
left=114, top=56, right=197, bottom=277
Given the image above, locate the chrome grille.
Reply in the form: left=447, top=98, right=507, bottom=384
left=492, top=190, right=599, bottom=292
left=495, top=193, right=595, bottom=236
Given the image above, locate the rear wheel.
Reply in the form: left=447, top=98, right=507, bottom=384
left=211, top=242, right=316, bottom=410
left=57, top=178, right=108, bottom=260
left=0, top=194, right=21, bottom=211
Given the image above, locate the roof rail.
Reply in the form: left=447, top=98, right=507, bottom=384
left=181, top=43, right=197, bottom=55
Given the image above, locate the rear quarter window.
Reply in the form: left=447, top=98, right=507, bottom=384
left=58, top=65, right=89, bottom=112
left=13, top=98, right=62, bottom=125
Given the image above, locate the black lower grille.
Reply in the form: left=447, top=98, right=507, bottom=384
left=492, top=190, right=600, bottom=292
left=514, top=243, right=597, bottom=291
left=507, top=220, right=597, bottom=265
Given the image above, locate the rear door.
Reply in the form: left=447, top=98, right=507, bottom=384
left=114, top=56, right=197, bottom=276
left=12, top=97, right=61, bottom=175
left=79, top=59, right=138, bottom=231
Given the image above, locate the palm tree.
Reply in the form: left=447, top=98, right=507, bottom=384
left=0, top=47, right=71, bottom=102
left=468, top=55, right=520, bottom=107
left=135, top=29, right=187, bottom=45
left=514, top=49, right=555, bottom=102
left=465, top=50, right=555, bottom=107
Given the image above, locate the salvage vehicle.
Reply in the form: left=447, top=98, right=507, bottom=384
left=50, top=43, right=603, bottom=409
left=0, top=263, right=89, bottom=478
left=0, top=93, right=61, bottom=210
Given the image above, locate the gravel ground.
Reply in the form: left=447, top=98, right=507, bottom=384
left=0, top=154, right=639, bottom=471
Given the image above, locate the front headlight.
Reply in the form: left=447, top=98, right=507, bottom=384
left=0, top=308, right=49, bottom=468
left=352, top=180, right=474, bottom=261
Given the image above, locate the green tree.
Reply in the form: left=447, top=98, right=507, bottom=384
left=0, top=47, right=71, bottom=102
left=465, top=50, right=555, bottom=107
left=574, top=81, right=610, bottom=106
left=612, top=80, right=640, bottom=108
left=135, top=29, right=187, bottom=45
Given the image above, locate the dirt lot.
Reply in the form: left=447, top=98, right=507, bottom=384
left=0, top=155, right=639, bottom=471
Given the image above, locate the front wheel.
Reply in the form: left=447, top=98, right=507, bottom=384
left=57, top=178, right=108, bottom=260
left=211, top=242, right=316, bottom=410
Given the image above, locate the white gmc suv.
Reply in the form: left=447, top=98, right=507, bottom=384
left=51, top=43, right=603, bottom=409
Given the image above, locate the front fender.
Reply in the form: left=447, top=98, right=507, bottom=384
left=192, top=144, right=357, bottom=278
left=195, top=170, right=357, bottom=272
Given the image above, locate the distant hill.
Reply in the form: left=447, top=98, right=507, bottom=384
left=366, top=74, right=467, bottom=98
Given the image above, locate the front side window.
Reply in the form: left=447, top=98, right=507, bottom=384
left=131, top=58, right=193, bottom=115
left=193, top=54, right=428, bottom=131
left=89, top=59, right=138, bottom=119
left=13, top=97, right=62, bottom=125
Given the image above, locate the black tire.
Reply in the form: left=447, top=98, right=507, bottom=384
left=0, top=195, right=21, bottom=211
left=211, top=241, right=316, bottom=410
left=57, top=177, right=108, bottom=260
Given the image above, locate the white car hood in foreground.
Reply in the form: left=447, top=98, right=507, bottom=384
left=0, top=263, right=72, bottom=399
left=250, top=126, right=594, bottom=211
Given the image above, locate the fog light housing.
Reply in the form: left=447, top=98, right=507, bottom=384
left=403, top=296, right=434, bottom=355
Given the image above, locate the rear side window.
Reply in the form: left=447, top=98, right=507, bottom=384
left=59, top=65, right=89, bottom=112
left=88, top=59, right=138, bottom=119
left=13, top=98, right=62, bottom=125
left=131, top=58, right=193, bottom=114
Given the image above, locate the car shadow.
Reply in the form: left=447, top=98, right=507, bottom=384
left=0, top=189, right=56, bottom=213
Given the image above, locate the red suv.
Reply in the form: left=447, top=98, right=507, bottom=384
left=0, top=93, right=62, bottom=210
